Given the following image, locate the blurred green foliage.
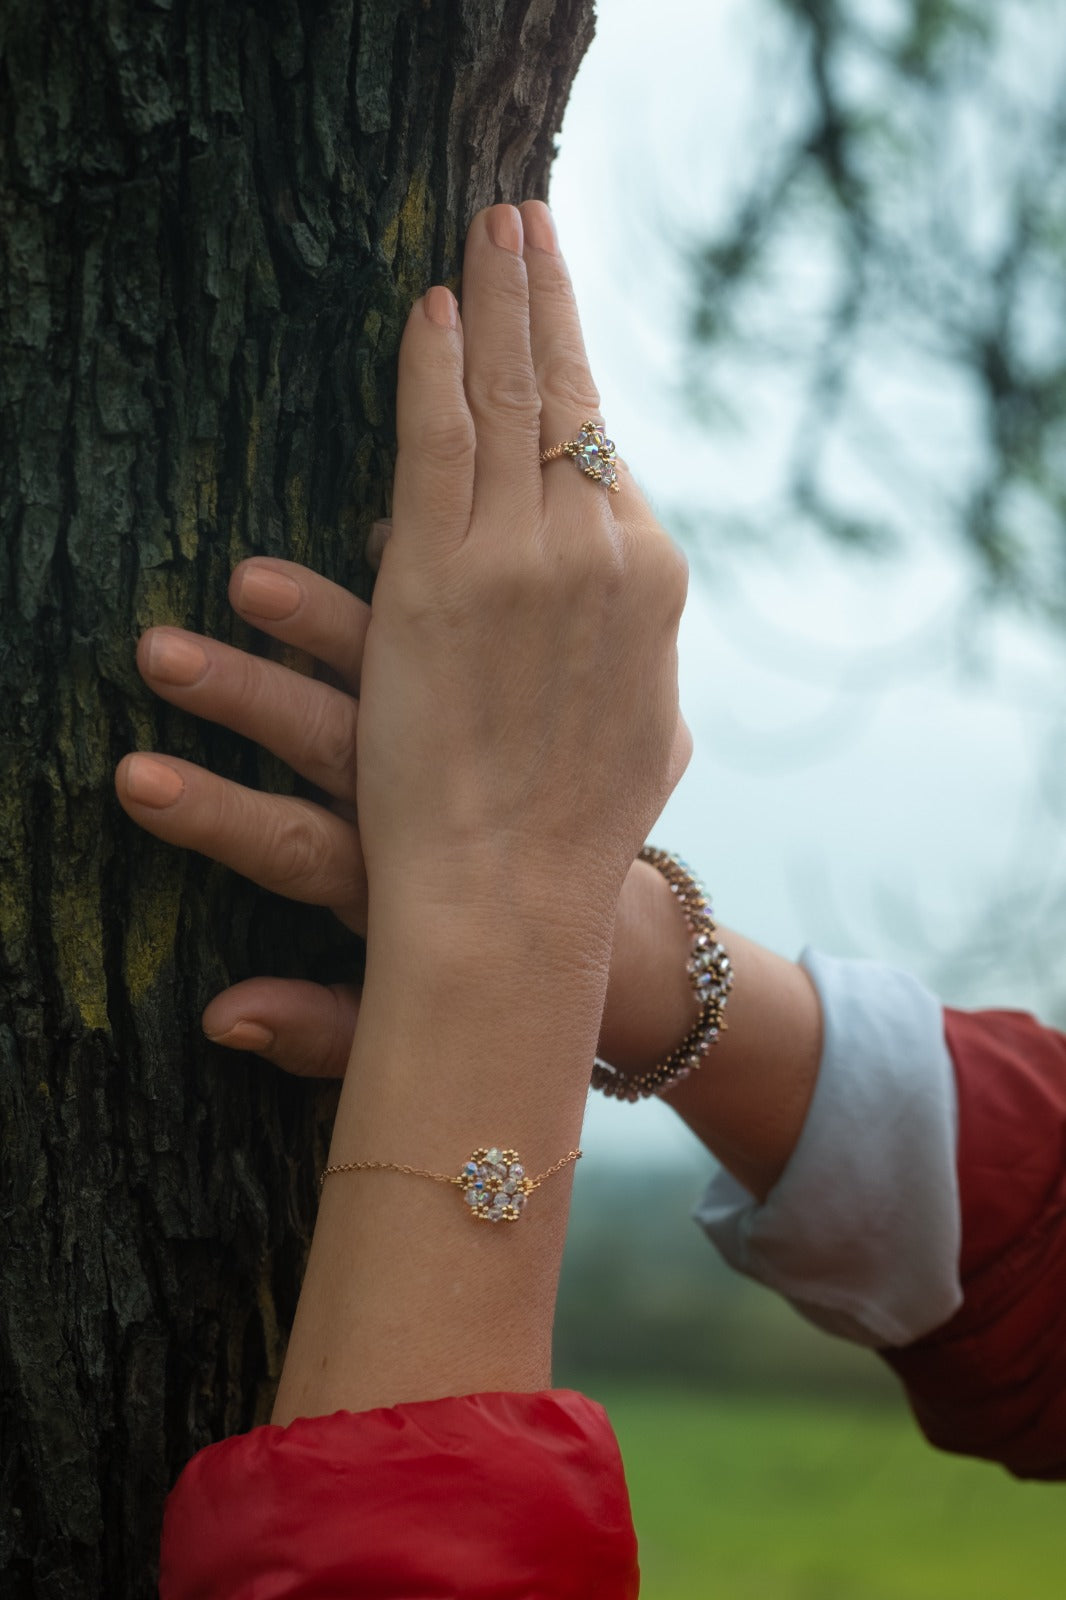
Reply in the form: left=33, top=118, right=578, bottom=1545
left=557, top=1165, right=1064, bottom=1592
left=596, top=1387, right=1064, bottom=1600
left=686, top=0, right=1066, bottom=624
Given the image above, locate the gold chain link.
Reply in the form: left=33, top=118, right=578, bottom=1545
left=320, top=1150, right=582, bottom=1192
left=529, top=1149, right=584, bottom=1186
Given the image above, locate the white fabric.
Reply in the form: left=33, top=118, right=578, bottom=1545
left=691, top=950, right=962, bottom=1348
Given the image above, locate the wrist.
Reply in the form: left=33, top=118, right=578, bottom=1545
left=363, top=829, right=628, bottom=939
left=349, top=886, right=614, bottom=1143
left=596, top=855, right=823, bottom=1197
left=662, top=933, right=822, bottom=1198
left=598, top=857, right=699, bottom=1072
left=365, top=856, right=619, bottom=1039
left=276, top=907, right=593, bottom=1424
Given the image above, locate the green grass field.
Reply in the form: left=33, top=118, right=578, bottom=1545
left=591, top=1387, right=1064, bottom=1600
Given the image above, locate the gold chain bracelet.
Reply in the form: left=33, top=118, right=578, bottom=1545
left=320, top=1146, right=582, bottom=1224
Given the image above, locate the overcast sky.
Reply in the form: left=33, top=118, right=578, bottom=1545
left=552, top=0, right=1066, bottom=1167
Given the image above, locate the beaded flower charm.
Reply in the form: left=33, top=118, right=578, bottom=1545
left=569, top=422, right=619, bottom=491
left=459, top=1148, right=533, bottom=1223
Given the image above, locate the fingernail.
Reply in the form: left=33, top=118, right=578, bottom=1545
left=236, top=566, right=302, bottom=620
left=487, top=204, right=522, bottom=254
left=124, top=755, right=185, bottom=808
left=424, top=286, right=458, bottom=328
left=522, top=202, right=558, bottom=255
left=146, top=631, right=208, bottom=686
left=206, top=1020, right=276, bottom=1051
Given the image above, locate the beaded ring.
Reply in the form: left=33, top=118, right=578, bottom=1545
left=539, top=419, right=621, bottom=492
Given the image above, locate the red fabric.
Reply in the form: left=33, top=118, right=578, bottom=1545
left=883, top=1007, right=1066, bottom=1480
left=159, top=1387, right=640, bottom=1599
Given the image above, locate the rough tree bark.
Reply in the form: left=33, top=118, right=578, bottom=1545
left=0, top=3, right=595, bottom=1594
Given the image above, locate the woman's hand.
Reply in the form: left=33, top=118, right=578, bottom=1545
left=117, top=199, right=691, bottom=1080
left=114, top=550, right=690, bottom=1078
left=357, top=201, right=690, bottom=956
left=116, top=544, right=817, bottom=1206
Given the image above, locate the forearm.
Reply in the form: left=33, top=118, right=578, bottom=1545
left=272, top=888, right=613, bottom=1424
left=602, top=859, right=822, bottom=1201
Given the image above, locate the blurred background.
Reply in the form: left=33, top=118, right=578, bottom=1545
left=549, top=2, right=1066, bottom=1593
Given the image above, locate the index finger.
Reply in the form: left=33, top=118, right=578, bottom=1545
left=229, top=558, right=371, bottom=695
left=392, top=287, right=476, bottom=556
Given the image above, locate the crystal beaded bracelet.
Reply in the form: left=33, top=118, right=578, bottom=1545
left=591, top=846, right=733, bottom=1101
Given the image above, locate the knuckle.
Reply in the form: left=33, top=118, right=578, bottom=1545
left=531, top=274, right=600, bottom=415
left=662, top=538, right=690, bottom=617
left=536, top=507, right=615, bottom=593
left=674, top=718, right=694, bottom=777
left=585, top=526, right=627, bottom=598
left=411, top=410, right=477, bottom=467
left=541, top=365, right=601, bottom=422
left=666, top=720, right=694, bottom=794
left=303, top=694, right=357, bottom=797
left=467, top=362, right=541, bottom=426
left=641, top=529, right=689, bottom=620
left=269, top=803, right=330, bottom=893
left=470, top=538, right=534, bottom=609
left=267, top=802, right=364, bottom=911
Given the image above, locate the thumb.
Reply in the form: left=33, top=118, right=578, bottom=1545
left=202, top=978, right=359, bottom=1079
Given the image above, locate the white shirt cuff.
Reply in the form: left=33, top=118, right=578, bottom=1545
left=691, top=949, right=962, bottom=1348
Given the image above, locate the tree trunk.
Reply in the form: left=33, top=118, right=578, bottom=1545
left=0, top=3, right=594, bottom=1593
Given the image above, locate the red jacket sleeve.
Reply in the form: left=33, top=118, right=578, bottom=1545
left=883, top=1008, right=1066, bottom=1480
left=158, top=1388, right=640, bottom=1599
